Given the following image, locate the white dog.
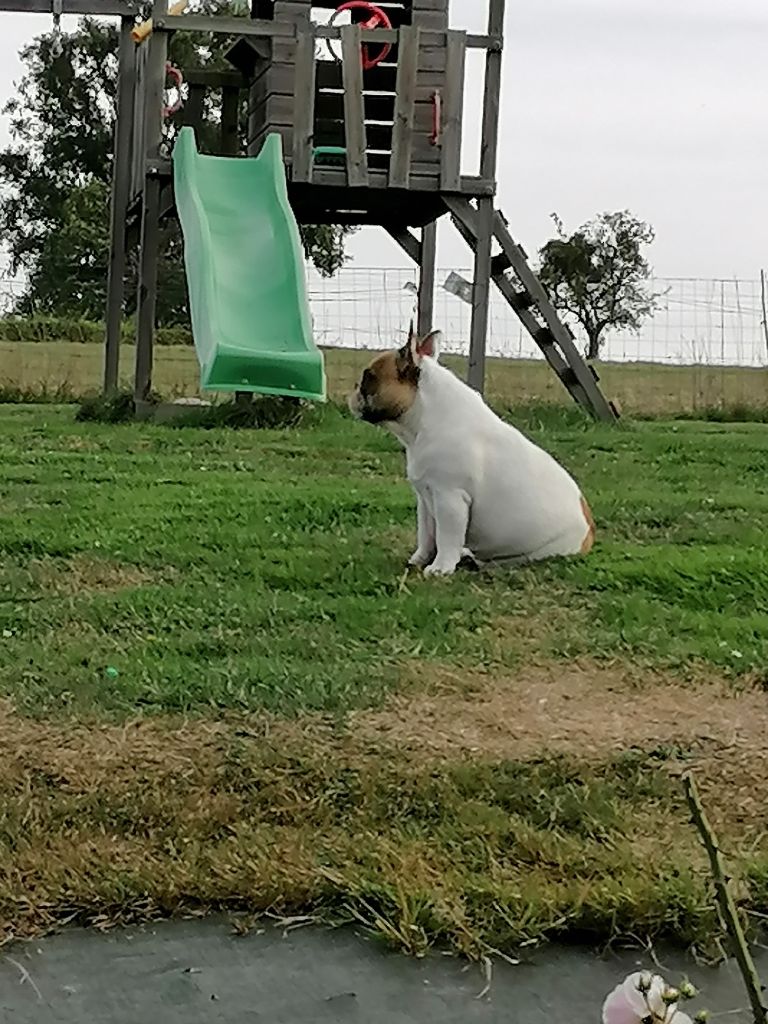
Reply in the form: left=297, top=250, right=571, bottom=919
left=348, top=327, right=595, bottom=576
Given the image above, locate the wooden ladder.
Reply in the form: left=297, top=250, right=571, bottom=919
left=445, top=197, right=618, bottom=423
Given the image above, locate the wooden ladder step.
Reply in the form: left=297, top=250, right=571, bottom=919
left=450, top=211, right=592, bottom=411
left=445, top=196, right=617, bottom=422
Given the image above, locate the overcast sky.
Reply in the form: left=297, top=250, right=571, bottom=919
left=0, top=0, right=765, bottom=278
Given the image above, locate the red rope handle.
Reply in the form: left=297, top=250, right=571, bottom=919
left=163, top=62, right=184, bottom=118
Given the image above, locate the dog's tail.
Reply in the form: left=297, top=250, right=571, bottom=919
left=580, top=496, right=596, bottom=554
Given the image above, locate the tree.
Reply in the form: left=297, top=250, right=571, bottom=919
left=0, top=15, right=354, bottom=325
left=538, top=211, right=660, bottom=361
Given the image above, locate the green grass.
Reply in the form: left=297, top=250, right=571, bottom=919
left=1, top=402, right=767, bottom=952
left=1, top=404, right=766, bottom=718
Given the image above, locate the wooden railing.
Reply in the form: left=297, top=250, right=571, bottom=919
left=291, top=24, right=467, bottom=190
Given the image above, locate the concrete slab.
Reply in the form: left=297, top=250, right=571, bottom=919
left=134, top=398, right=213, bottom=423
left=0, top=920, right=760, bottom=1023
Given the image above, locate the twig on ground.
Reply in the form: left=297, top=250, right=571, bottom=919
left=397, top=567, right=411, bottom=594
left=683, top=772, right=768, bottom=1024
left=265, top=913, right=317, bottom=937
left=624, top=932, right=671, bottom=974
left=481, top=943, right=521, bottom=968
left=5, top=956, right=44, bottom=1002
left=476, top=955, right=493, bottom=1000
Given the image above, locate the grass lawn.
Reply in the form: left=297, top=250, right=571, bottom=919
left=3, top=340, right=768, bottom=417
left=1, top=402, right=768, bottom=954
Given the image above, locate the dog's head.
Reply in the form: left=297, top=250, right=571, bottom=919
left=348, top=326, right=441, bottom=425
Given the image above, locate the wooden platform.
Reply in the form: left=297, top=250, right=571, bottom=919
left=289, top=179, right=445, bottom=229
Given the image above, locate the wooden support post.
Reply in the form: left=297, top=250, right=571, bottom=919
left=182, top=82, right=205, bottom=131
left=134, top=0, right=168, bottom=403
left=386, top=226, right=421, bottom=264
left=341, top=24, right=369, bottom=187
left=417, top=220, right=437, bottom=336
left=292, top=30, right=317, bottom=183
left=220, top=84, right=240, bottom=155
left=103, top=16, right=136, bottom=396
left=389, top=25, right=420, bottom=189
left=440, top=30, right=466, bottom=191
left=129, top=46, right=148, bottom=199
left=134, top=177, right=161, bottom=401
left=468, top=197, right=493, bottom=392
left=467, top=0, right=505, bottom=394
left=480, top=0, right=505, bottom=183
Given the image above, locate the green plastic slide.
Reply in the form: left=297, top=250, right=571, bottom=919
left=172, top=128, right=326, bottom=401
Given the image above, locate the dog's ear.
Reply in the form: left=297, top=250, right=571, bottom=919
left=398, top=322, right=416, bottom=365
left=411, top=329, right=442, bottom=363
left=396, top=322, right=419, bottom=380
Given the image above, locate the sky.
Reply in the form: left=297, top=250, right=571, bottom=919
left=0, top=0, right=766, bottom=278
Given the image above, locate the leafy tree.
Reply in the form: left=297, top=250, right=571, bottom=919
left=13, top=178, right=112, bottom=318
left=0, top=14, right=354, bottom=325
left=538, top=211, right=661, bottom=361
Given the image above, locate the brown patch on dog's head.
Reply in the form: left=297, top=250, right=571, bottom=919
left=348, top=327, right=442, bottom=425
left=580, top=496, right=596, bottom=555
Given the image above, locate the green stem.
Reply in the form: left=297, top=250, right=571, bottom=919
left=683, top=773, right=767, bottom=1024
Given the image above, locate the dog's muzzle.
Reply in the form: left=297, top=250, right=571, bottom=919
left=348, top=388, right=392, bottom=424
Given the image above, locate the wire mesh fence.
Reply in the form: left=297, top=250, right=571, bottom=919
left=305, top=268, right=768, bottom=368
left=306, top=268, right=768, bottom=414
left=0, top=274, right=26, bottom=316
left=2, top=267, right=767, bottom=415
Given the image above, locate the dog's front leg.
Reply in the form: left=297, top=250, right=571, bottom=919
left=408, top=492, right=436, bottom=567
left=424, top=490, right=470, bottom=577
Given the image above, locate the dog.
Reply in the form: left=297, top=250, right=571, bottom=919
left=348, top=326, right=595, bottom=576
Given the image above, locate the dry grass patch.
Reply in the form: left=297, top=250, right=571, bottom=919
left=354, top=660, right=765, bottom=765
left=30, top=555, right=172, bottom=596
left=2, top=662, right=768, bottom=954
left=486, top=600, right=597, bottom=662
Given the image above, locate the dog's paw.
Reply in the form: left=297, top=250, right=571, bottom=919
left=423, top=561, right=457, bottom=577
left=457, top=550, right=481, bottom=572
left=408, top=549, right=435, bottom=568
